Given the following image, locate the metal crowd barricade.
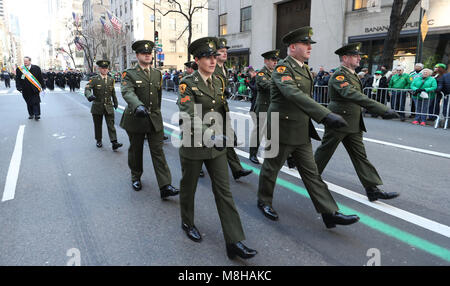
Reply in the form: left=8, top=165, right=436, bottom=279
left=363, top=87, right=442, bottom=129
left=228, top=82, right=239, bottom=100
left=313, top=86, right=330, bottom=106
left=444, top=94, right=450, bottom=130
left=164, top=79, right=175, bottom=91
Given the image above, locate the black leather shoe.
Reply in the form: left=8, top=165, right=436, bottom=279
left=226, top=242, right=257, bottom=259
left=182, top=223, right=202, bottom=242
left=366, top=186, right=399, bottom=202
left=96, top=141, right=102, bottom=148
left=163, top=135, right=169, bottom=141
left=233, top=169, right=253, bottom=180
left=28, top=115, right=34, bottom=119
left=132, top=180, right=142, bottom=191
left=160, top=185, right=179, bottom=199
left=199, top=169, right=205, bottom=177
left=321, top=212, right=360, bottom=229
left=112, top=141, right=123, bottom=151
left=249, top=155, right=260, bottom=164
left=34, top=116, right=40, bottom=121
left=257, top=201, right=279, bottom=221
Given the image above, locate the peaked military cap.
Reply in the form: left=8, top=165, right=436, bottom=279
left=261, top=50, right=280, bottom=60
left=334, top=42, right=363, bottom=56
left=282, top=26, right=316, bottom=45
left=96, top=60, right=110, bottom=68
left=132, top=40, right=154, bottom=54
left=184, top=61, right=195, bottom=68
left=216, top=37, right=230, bottom=50
left=189, top=37, right=219, bottom=58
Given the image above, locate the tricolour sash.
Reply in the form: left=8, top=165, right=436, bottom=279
left=18, top=65, right=42, bottom=92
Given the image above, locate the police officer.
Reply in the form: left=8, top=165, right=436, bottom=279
left=84, top=60, right=122, bottom=151
left=214, top=37, right=253, bottom=181
left=314, top=43, right=400, bottom=202
left=257, top=27, right=360, bottom=228
left=249, top=50, right=280, bottom=164
left=1, top=68, right=11, bottom=88
left=120, top=40, right=179, bottom=199
left=177, top=37, right=257, bottom=260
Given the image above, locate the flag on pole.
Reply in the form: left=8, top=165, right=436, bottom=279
left=421, top=13, right=429, bottom=42
left=74, top=37, right=83, bottom=51
left=100, top=17, right=112, bottom=36
left=72, top=12, right=80, bottom=26
left=107, top=11, right=122, bottom=33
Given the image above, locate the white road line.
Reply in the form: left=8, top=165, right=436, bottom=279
left=236, top=107, right=250, bottom=111
left=162, top=98, right=177, bottom=103
left=118, top=105, right=126, bottom=110
left=162, top=122, right=450, bottom=238
left=228, top=112, right=450, bottom=159
left=2, top=125, right=25, bottom=202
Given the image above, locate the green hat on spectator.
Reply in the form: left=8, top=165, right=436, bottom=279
left=434, top=63, right=447, bottom=69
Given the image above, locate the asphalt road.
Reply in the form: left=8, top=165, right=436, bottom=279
left=0, top=81, right=449, bottom=266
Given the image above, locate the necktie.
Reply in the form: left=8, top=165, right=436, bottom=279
left=206, top=78, right=213, bottom=91
left=144, top=68, right=150, bottom=80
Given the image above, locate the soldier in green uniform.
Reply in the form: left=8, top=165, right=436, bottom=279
left=85, top=60, right=123, bottom=151
left=181, top=61, right=197, bottom=80
left=214, top=37, right=253, bottom=181
left=249, top=50, right=280, bottom=164
left=257, top=27, right=360, bottom=228
left=177, top=37, right=257, bottom=260
left=314, top=43, right=400, bottom=202
left=119, top=40, right=179, bottom=199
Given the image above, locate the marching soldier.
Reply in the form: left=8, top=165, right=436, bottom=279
left=177, top=37, right=257, bottom=260
left=214, top=37, right=253, bottom=181
left=257, top=27, right=360, bottom=228
left=249, top=49, right=280, bottom=164
left=120, top=40, right=179, bottom=199
left=181, top=61, right=197, bottom=80
left=46, top=69, right=55, bottom=90
left=84, top=60, right=123, bottom=151
left=314, top=43, right=400, bottom=202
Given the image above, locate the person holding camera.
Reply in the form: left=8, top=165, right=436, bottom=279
left=410, top=68, right=437, bottom=126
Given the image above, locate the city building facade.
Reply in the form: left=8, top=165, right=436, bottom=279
left=208, top=0, right=450, bottom=73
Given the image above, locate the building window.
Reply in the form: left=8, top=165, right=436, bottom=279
left=131, top=19, right=133, bottom=32
left=130, top=0, right=132, bottom=11
left=353, top=0, right=369, bottom=10
left=125, top=2, right=127, bottom=14
left=168, top=18, right=176, bottom=30
left=120, top=5, right=122, bottom=16
left=240, top=6, right=251, bottom=32
left=219, top=14, right=227, bottom=36
left=169, top=40, right=176, bottom=52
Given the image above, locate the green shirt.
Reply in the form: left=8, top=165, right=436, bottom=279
left=388, top=73, right=410, bottom=89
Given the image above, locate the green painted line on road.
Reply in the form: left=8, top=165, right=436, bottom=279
left=111, top=105, right=450, bottom=262
left=239, top=162, right=450, bottom=263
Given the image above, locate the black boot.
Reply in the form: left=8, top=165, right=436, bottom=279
left=249, top=152, right=260, bottom=164
left=96, top=141, right=103, bottom=148
left=226, top=242, right=257, bottom=259
left=366, top=186, right=399, bottom=202
left=321, top=212, right=360, bottom=229
left=199, top=169, right=205, bottom=177
left=233, top=169, right=253, bottom=180
left=160, top=185, right=179, bottom=199
left=132, top=180, right=142, bottom=191
left=112, top=141, right=123, bottom=151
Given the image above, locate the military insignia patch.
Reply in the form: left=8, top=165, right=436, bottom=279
left=340, top=82, right=349, bottom=88
left=180, top=96, right=191, bottom=103
left=122, top=72, right=127, bottom=79
left=179, top=83, right=187, bottom=94
left=281, top=76, right=293, bottom=82
left=336, top=75, right=345, bottom=81
left=276, top=66, right=287, bottom=73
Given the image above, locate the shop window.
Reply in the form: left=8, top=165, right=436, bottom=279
left=219, top=14, right=227, bottom=36
left=353, top=0, right=368, bottom=10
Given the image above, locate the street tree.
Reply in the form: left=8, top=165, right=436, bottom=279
left=381, top=0, right=421, bottom=70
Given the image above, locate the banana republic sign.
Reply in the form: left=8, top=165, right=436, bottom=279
left=364, top=19, right=435, bottom=33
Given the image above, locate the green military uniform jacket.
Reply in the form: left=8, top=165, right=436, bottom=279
left=255, top=66, right=272, bottom=112
left=119, top=66, right=163, bottom=133
left=327, top=66, right=388, bottom=133
left=269, top=56, right=331, bottom=145
left=214, top=64, right=228, bottom=88
left=177, top=71, right=229, bottom=160
left=85, top=74, right=118, bottom=115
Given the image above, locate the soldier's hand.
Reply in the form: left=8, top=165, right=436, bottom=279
left=88, top=95, right=96, bottom=102
left=211, top=134, right=229, bottom=151
left=134, top=105, right=149, bottom=118
left=382, top=110, right=400, bottom=120
left=321, top=112, right=348, bottom=129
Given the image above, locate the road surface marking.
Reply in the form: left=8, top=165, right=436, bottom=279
left=2, top=125, right=25, bottom=202
left=227, top=112, right=450, bottom=159
left=160, top=122, right=450, bottom=239
left=162, top=98, right=177, bottom=103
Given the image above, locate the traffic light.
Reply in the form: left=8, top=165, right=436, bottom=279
left=154, top=31, right=159, bottom=43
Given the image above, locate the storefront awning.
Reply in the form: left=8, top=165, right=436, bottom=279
left=227, top=48, right=250, bottom=55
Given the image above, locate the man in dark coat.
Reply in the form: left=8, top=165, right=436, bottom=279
left=15, top=57, right=45, bottom=120
left=46, top=69, right=56, bottom=90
